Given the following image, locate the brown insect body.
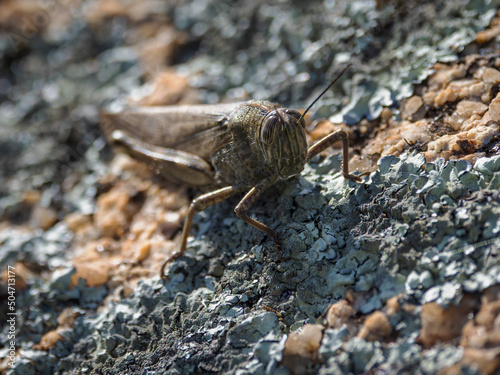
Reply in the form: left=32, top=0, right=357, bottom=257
left=101, top=102, right=239, bottom=186
left=102, top=100, right=308, bottom=189
left=212, top=101, right=308, bottom=188
left=101, top=66, right=360, bottom=278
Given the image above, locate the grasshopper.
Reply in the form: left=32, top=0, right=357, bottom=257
left=100, top=65, right=361, bottom=278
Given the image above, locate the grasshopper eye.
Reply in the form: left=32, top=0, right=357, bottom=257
left=260, top=115, right=280, bottom=144
left=285, top=109, right=305, bottom=127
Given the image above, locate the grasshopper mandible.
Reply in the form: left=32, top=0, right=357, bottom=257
left=100, top=64, right=361, bottom=278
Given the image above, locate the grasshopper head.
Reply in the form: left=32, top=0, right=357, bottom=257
left=259, top=108, right=308, bottom=178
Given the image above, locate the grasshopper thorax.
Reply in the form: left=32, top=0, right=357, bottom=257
left=258, top=107, right=308, bottom=179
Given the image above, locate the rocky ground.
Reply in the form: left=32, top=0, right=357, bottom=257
left=0, top=1, right=499, bottom=374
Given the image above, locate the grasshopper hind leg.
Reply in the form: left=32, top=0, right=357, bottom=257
left=110, top=129, right=215, bottom=186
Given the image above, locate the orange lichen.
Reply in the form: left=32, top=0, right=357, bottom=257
left=281, top=324, right=324, bottom=375
left=417, top=295, right=479, bottom=348
left=326, top=299, right=356, bottom=329
left=357, top=311, right=393, bottom=341
left=33, top=330, right=64, bottom=351
left=319, top=55, right=500, bottom=172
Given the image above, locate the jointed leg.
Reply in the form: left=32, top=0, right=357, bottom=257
left=307, top=129, right=361, bottom=182
left=234, top=176, right=278, bottom=238
left=234, top=176, right=284, bottom=261
left=160, top=186, right=240, bottom=278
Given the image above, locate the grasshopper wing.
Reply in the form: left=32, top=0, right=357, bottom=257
left=101, top=102, right=245, bottom=160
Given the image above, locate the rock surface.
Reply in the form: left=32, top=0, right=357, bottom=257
left=0, top=1, right=499, bottom=375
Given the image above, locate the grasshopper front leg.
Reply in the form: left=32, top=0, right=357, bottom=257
left=307, top=129, right=362, bottom=182
left=234, top=176, right=285, bottom=260
left=160, top=186, right=241, bottom=278
left=234, top=176, right=279, bottom=238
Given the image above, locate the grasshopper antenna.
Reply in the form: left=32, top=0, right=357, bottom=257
left=299, top=63, right=352, bottom=122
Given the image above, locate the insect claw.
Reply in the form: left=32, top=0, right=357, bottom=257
left=261, top=305, right=284, bottom=321
left=159, top=251, right=183, bottom=279
left=273, top=235, right=285, bottom=262
left=344, top=173, right=363, bottom=183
